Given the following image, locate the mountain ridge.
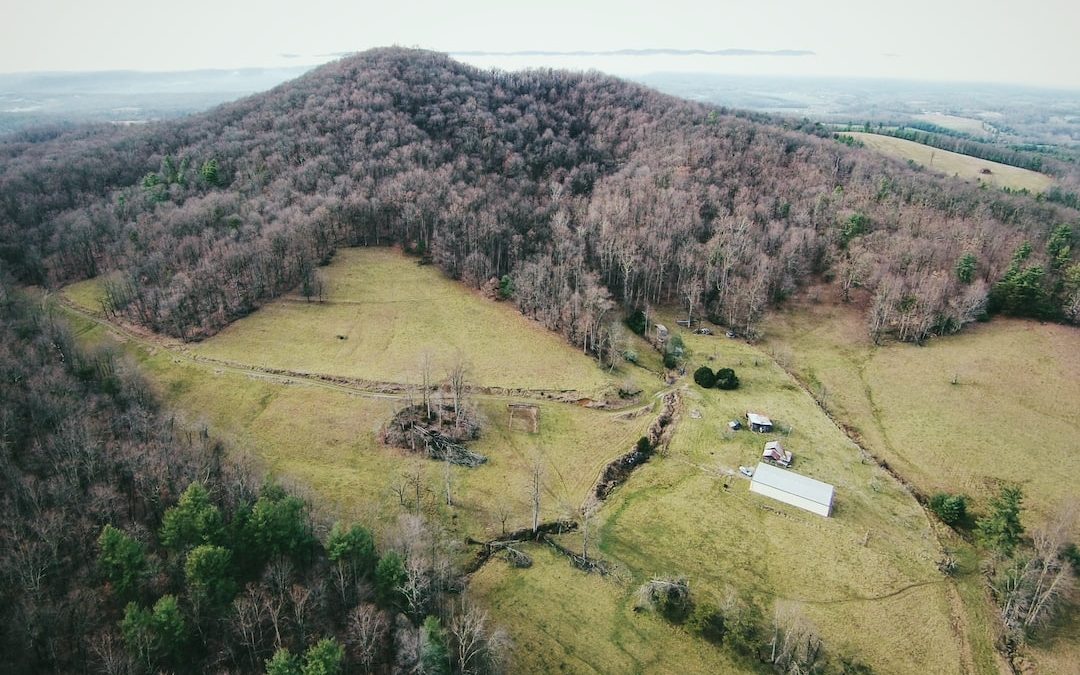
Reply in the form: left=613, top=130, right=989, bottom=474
left=0, top=47, right=1076, bottom=349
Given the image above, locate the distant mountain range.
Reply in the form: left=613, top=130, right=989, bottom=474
left=449, top=48, right=814, bottom=57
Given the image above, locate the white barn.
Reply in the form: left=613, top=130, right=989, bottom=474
left=749, top=462, right=834, bottom=517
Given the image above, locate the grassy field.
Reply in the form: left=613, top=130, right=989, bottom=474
left=585, top=319, right=966, bottom=674
left=845, top=132, right=1054, bottom=193
left=763, top=303, right=1080, bottom=535
left=914, top=113, right=992, bottom=137
left=59, top=256, right=989, bottom=673
left=190, top=248, right=630, bottom=395
left=763, top=303, right=1080, bottom=673
left=469, top=546, right=745, bottom=673
left=60, top=310, right=652, bottom=541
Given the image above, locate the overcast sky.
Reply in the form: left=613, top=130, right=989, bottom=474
left=4, top=0, right=1078, bottom=89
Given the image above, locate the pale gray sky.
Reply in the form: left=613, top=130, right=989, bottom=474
left=4, top=0, right=1079, bottom=88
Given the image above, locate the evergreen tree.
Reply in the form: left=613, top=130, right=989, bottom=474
left=265, top=648, right=300, bottom=675
left=374, top=552, right=407, bottom=608
left=200, top=158, right=220, bottom=186
left=955, top=253, right=977, bottom=283
left=715, top=368, right=740, bottom=390
left=97, top=525, right=146, bottom=598
left=976, top=486, right=1024, bottom=556
left=326, top=522, right=377, bottom=580
left=184, top=544, right=237, bottom=611
left=243, top=486, right=316, bottom=565
left=420, top=616, right=450, bottom=675
left=302, top=638, right=344, bottom=675
left=693, top=365, right=716, bottom=388
left=160, top=482, right=224, bottom=552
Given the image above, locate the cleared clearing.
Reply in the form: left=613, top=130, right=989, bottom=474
left=192, top=248, right=620, bottom=395
left=763, top=303, right=1080, bottom=535
left=589, top=320, right=963, bottom=674
left=59, top=258, right=971, bottom=674
left=846, top=131, right=1054, bottom=192
left=60, top=310, right=652, bottom=540
left=763, top=304, right=1080, bottom=671
left=915, top=113, right=993, bottom=136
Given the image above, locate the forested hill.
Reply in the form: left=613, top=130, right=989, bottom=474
left=1, top=47, right=1077, bottom=349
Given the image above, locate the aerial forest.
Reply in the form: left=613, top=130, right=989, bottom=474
left=1, top=47, right=1077, bottom=358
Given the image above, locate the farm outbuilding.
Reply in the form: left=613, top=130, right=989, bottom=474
left=746, top=412, right=773, bottom=433
left=749, top=462, right=834, bottom=517
left=762, top=440, right=792, bottom=467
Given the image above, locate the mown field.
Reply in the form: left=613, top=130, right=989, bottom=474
left=914, top=113, right=993, bottom=137
left=845, top=132, right=1054, bottom=192
left=763, top=303, right=1080, bottom=534
left=190, top=248, right=627, bottom=395
left=764, top=303, right=1080, bottom=674
left=61, top=252, right=983, bottom=674
left=589, top=319, right=969, bottom=674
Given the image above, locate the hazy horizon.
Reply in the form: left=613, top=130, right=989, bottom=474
left=4, top=0, right=1080, bottom=89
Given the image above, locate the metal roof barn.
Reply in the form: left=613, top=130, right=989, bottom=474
left=746, top=412, right=772, bottom=427
left=749, top=462, right=834, bottom=517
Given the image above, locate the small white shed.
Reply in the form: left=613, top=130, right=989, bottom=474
left=749, top=462, right=834, bottom=517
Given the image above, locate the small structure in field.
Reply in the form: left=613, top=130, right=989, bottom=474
left=728, top=420, right=742, bottom=431
left=762, top=440, right=793, bottom=467
left=655, top=324, right=669, bottom=343
left=746, top=412, right=773, bottom=433
left=507, top=403, right=540, bottom=433
left=749, top=462, right=834, bottom=517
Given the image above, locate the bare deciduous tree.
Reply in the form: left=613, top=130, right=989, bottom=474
left=346, top=603, right=389, bottom=671
left=770, top=604, right=825, bottom=674
left=446, top=353, right=470, bottom=431
left=419, top=350, right=434, bottom=420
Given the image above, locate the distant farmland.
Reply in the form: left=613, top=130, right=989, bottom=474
left=914, top=113, right=993, bottom=137
left=845, top=131, right=1055, bottom=192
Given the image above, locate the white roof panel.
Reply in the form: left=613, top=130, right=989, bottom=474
left=751, top=462, right=833, bottom=506
left=747, top=412, right=772, bottom=426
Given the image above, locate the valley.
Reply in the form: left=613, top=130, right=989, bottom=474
left=57, top=246, right=1031, bottom=674
left=3, top=46, right=1077, bottom=675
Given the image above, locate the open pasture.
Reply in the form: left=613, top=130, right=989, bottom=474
left=191, top=248, right=626, bottom=396
left=763, top=303, right=1080, bottom=535
left=845, top=132, right=1054, bottom=192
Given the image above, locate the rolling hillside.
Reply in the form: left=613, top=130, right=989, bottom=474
left=845, top=131, right=1055, bottom=192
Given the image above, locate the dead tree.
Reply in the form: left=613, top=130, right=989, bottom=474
left=770, top=604, right=825, bottom=673
left=531, top=460, right=543, bottom=533
left=419, top=351, right=433, bottom=420
left=446, top=354, right=470, bottom=432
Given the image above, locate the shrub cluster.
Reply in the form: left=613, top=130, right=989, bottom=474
left=693, top=365, right=740, bottom=390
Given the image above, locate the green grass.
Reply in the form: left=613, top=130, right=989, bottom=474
left=763, top=303, right=1080, bottom=673
left=846, top=132, right=1054, bottom=192
left=192, top=248, right=623, bottom=395
left=58, top=259, right=976, bottom=673
left=914, top=113, right=992, bottom=137
left=61, top=276, right=108, bottom=313
left=763, top=303, right=1080, bottom=535
left=588, top=319, right=962, bottom=674
left=469, top=546, right=745, bottom=674
left=56, top=299, right=652, bottom=542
